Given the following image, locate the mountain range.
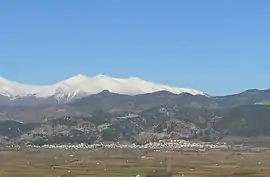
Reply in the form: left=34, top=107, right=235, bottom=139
left=0, top=74, right=205, bottom=105
left=0, top=75, right=270, bottom=146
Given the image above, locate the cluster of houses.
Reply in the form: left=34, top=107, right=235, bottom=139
left=27, top=140, right=231, bottom=150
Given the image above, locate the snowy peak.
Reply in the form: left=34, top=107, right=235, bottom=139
left=0, top=74, right=206, bottom=102
left=60, top=74, right=89, bottom=85
left=95, top=74, right=108, bottom=77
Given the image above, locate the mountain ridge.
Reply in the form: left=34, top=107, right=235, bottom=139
left=0, top=74, right=205, bottom=105
left=1, top=88, right=270, bottom=145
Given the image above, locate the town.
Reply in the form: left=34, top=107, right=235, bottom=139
left=27, top=140, right=231, bottom=150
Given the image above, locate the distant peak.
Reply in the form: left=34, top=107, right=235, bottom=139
left=61, top=74, right=89, bottom=84
left=100, top=90, right=111, bottom=93
left=244, top=89, right=260, bottom=92
left=0, top=74, right=206, bottom=99
left=68, top=74, right=88, bottom=80
left=96, top=74, right=108, bottom=77
left=73, top=74, right=88, bottom=78
left=0, top=76, right=16, bottom=84
left=128, top=77, right=142, bottom=80
left=0, top=76, right=9, bottom=82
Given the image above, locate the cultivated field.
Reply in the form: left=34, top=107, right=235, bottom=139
left=0, top=148, right=270, bottom=177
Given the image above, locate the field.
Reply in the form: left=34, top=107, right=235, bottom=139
left=0, top=148, right=270, bottom=177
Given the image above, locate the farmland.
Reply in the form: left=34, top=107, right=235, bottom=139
left=0, top=148, right=270, bottom=177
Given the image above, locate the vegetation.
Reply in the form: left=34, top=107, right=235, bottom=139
left=1, top=90, right=270, bottom=145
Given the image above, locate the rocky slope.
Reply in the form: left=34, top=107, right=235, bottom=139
left=1, top=89, right=270, bottom=145
left=1, top=104, right=270, bottom=145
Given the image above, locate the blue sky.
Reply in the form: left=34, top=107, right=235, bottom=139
left=0, top=0, right=269, bottom=95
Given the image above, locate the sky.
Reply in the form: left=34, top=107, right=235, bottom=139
left=0, top=0, right=269, bottom=95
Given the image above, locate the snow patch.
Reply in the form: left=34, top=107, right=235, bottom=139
left=0, top=74, right=206, bottom=101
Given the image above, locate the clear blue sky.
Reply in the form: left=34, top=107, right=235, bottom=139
left=0, top=0, right=269, bottom=95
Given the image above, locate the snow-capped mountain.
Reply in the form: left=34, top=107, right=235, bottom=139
left=0, top=74, right=206, bottom=103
